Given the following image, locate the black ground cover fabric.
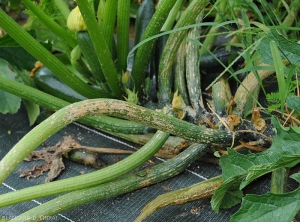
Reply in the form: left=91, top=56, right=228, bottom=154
left=0, top=105, right=294, bottom=222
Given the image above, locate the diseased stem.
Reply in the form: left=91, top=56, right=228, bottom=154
left=174, top=41, right=189, bottom=105
left=233, top=62, right=288, bottom=116
left=108, top=131, right=189, bottom=156
left=134, top=175, right=223, bottom=222
left=212, top=79, right=230, bottom=116
left=12, top=143, right=209, bottom=220
left=185, top=12, right=204, bottom=113
left=158, top=0, right=210, bottom=104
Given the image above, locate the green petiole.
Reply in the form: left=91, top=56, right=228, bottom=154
left=77, top=0, right=122, bottom=98
left=117, top=0, right=131, bottom=72
left=101, top=0, right=118, bottom=53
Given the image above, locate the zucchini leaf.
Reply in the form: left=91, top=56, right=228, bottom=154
left=256, top=29, right=300, bottom=66
left=211, top=117, right=300, bottom=212
left=0, top=59, right=21, bottom=114
left=230, top=188, right=300, bottom=222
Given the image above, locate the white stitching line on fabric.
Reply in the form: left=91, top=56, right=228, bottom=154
left=1, top=183, right=75, bottom=222
left=72, top=122, right=208, bottom=180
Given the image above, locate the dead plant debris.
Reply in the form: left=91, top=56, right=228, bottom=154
left=20, top=136, right=107, bottom=182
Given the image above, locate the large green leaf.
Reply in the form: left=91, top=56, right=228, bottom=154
left=0, top=59, right=21, bottom=114
left=230, top=189, right=300, bottom=222
left=211, top=117, right=300, bottom=212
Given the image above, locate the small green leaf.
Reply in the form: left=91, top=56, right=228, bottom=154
left=23, top=100, right=40, bottom=126
left=290, top=172, right=300, bottom=183
left=0, top=59, right=21, bottom=114
left=286, top=95, right=300, bottom=113
left=211, top=175, right=245, bottom=213
left=231, top=189, right=300, bottom=222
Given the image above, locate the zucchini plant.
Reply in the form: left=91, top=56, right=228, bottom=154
left=0, top=0, right=299, bottom=221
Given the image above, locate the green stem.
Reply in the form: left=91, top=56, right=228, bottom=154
left=0, top=9, right=105, bottom=98
left=134, top=175, right=223, bottom=221
left=158, top=0, right=210, bottom=104
left=76, top=0, right=122, bottom=98
left=97, top=0, right=106, bottom=24
left=101, top=0, right=118, bottom=53
left=131, top=0, right=176, bottom=93
left=12, top=143, right=208, bottom=219
left=22, top=0, right=76, bottom=48
left=0, top=128, right=169, bottom=207
left=117, top=0, right=131, bottom=72
left=0, top=76, right=149, bottom=134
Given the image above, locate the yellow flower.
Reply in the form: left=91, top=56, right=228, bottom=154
left=67, top=6, right=87, bottom=31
